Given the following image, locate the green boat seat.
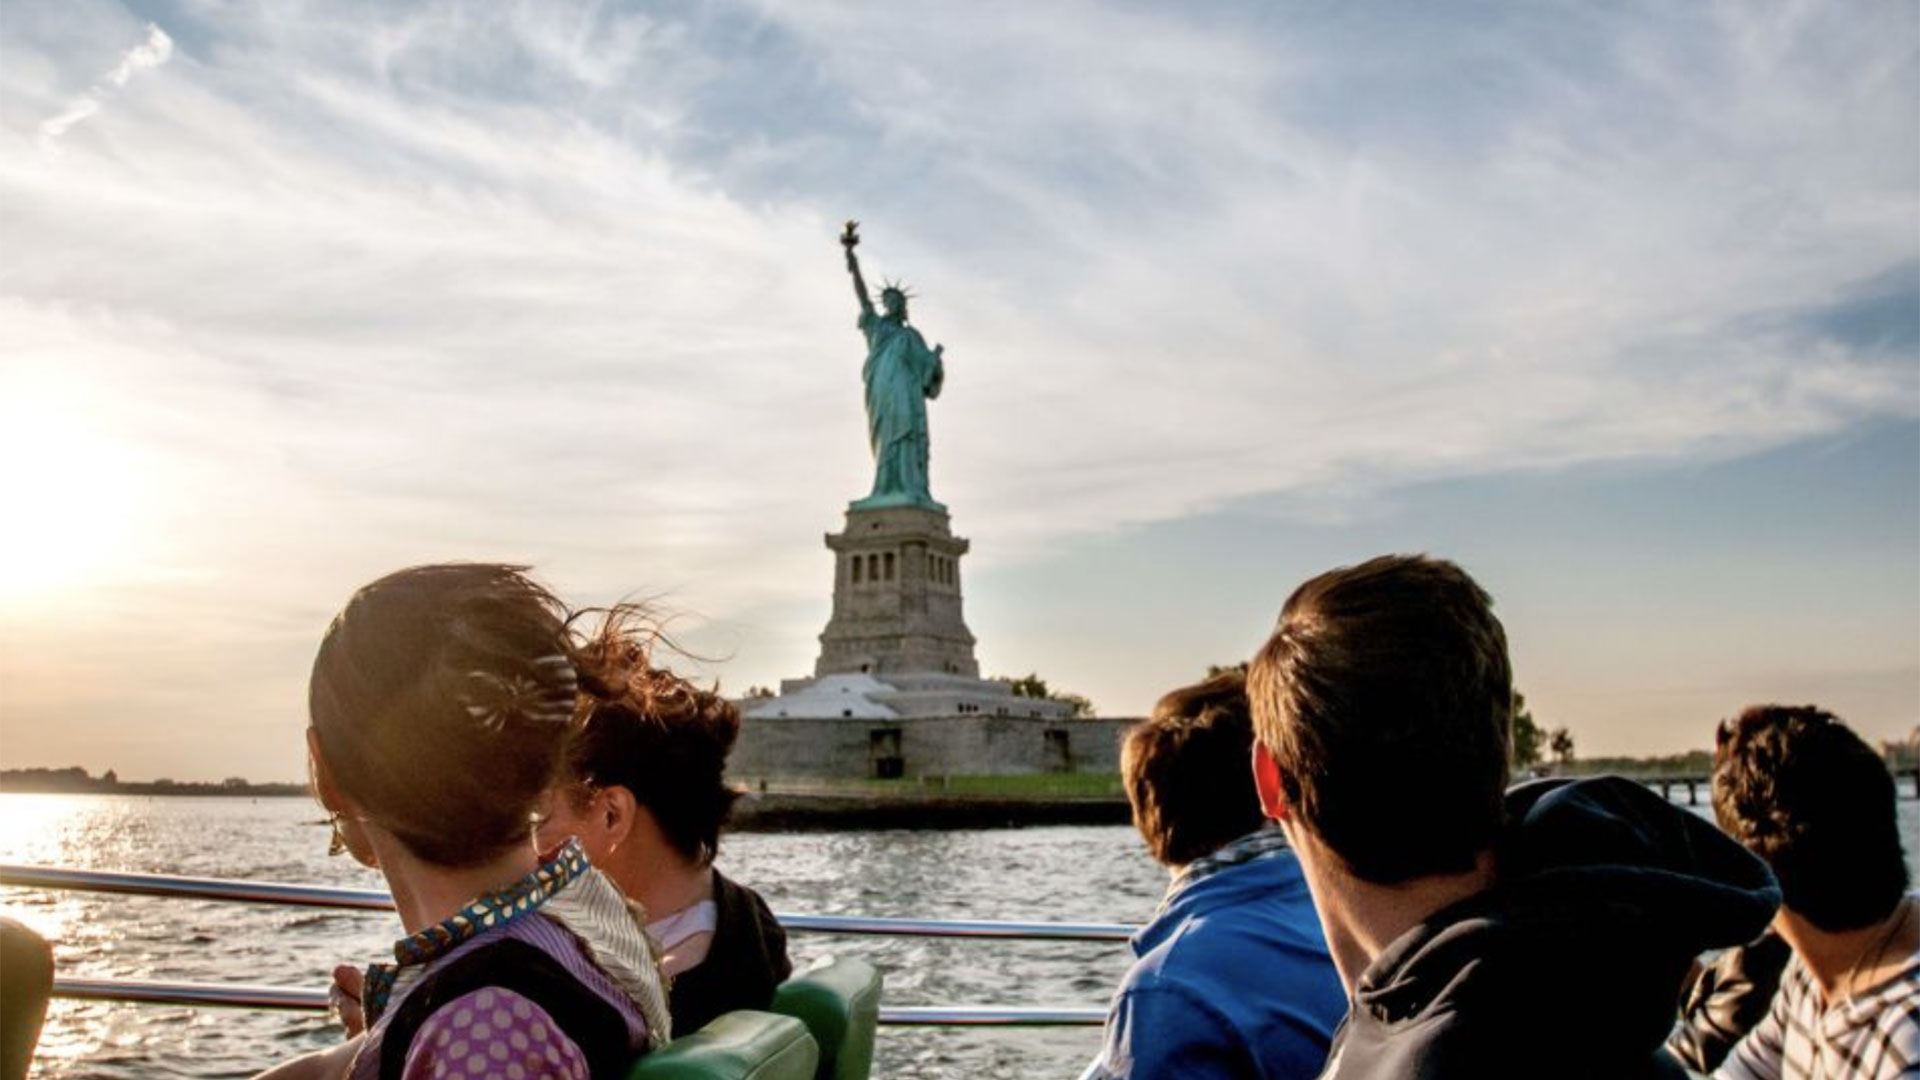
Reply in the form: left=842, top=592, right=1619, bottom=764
left=768, top=957, right=882, bottom=1080
left=626, top=1010, right=819, bottom=1080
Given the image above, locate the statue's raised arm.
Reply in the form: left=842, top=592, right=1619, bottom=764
left=841, top=220, right=874, bottom=316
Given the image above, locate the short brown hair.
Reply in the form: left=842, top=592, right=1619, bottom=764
left=1713, top=705, right=1909, bottom=931
left=1122, top=672, right=1267, bottom=867
left=564, top=607, right=743, bottom=865
left=309, top=563, right=581, bottom=867
left=1248, top=554, right=1512, bottom=884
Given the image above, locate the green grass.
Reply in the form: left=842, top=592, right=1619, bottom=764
left=938, top=772, right=1123, bottom=797
left=768, top=773, right=1124, bottom=798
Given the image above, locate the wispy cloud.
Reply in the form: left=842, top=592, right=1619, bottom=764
left=0, top=0, right=1913, bottom=776
left=38, top=21, right=173, bottom=144
left=104, top=22, right=174, bottom=86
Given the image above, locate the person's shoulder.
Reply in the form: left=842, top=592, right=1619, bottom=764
left=1181, top=856, right=1320, bottom=933
left=712, top=872, right=785, bottom=935
left=679, top=871, right=791, bottom=1002
left=1104, top=979, right=1245, bottom=1055
left=711, top=869, right=770, bottom=910
left=401, top=986, right=588, bottom=1079
left=1134, top=899, right=1325, bottom=996
left=1107, top=972, right=1334, bottom=1080
left=383, top=934, right=641, bottom=1079
left=1869, top=960, right=1920, bottom=1034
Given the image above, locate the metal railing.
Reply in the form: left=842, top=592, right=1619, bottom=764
left=1, top=862, right=1121, bottom=1026
left=50, top=977, right=1107, bottom=1027
left=0, top=864, right=394, bottom=912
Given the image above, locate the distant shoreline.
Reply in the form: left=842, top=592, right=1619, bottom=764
left=0, top=769, right=304, bottom=798
left=8, top=760, right=1911, bottom=813
left=0, top=782, right=308, bottom=797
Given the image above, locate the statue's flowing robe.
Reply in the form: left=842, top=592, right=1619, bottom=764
left=858, top=309, right=943, bottom=504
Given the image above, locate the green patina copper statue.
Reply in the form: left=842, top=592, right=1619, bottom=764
left=841, top=221, right=945, bottom=510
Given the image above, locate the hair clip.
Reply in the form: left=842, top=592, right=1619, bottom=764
left=461, top=655, right=579, bottom=731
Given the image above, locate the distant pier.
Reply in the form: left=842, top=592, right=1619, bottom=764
left=1625, top=766, right=1920, bottom=804
left=1630, top=774, right=1711, bottom=805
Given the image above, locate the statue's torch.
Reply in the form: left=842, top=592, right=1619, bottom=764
left=841, top=220, right=860, bottom=249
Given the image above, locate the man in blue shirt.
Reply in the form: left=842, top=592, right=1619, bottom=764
left=1089, top=672, right=1346, bottom=1080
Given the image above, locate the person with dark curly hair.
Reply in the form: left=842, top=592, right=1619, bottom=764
left=537, top=609, right=791, bottom=1036
left=1710, top=705, right=1918, bottom=1080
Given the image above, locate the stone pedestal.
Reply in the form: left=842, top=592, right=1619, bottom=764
left=814, top=504, right=979, bottom=678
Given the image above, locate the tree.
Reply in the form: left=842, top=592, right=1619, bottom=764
left=1000, top=673, right=1096, bottom=718
left=1205, top=661, right=1249, bottom=679
left=1509, top=692, right=1577, bottom=774
left=1549, top=727, right=1576, bottom=767
left=743, top=685, right=776, bottom=699
left=1006, top=673, right=1052, bottom=700
left=1510, top=692, right=1543, bottom=771
left=1051, top=692, right=1096, bottom=719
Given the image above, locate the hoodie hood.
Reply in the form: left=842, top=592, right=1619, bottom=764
left=1340, top=776, right=1780, bottom=1076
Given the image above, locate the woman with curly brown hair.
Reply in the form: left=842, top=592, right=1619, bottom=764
left=538, top=610, right=791, bottom=1036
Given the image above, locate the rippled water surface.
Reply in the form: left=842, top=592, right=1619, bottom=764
left=0, top=795, right=1164, bottom=1080
left=8, top=793, right=1919, bottom=1079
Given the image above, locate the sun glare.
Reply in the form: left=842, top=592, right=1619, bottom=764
left=0, top=386, right=146, bottom=601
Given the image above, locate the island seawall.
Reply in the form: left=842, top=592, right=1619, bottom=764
left=727, top=787, right=1131, bottom=832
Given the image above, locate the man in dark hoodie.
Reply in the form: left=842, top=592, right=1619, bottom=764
left=1245, top=554, right=1781, bottom=1079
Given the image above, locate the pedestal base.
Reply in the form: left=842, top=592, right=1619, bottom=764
left=814, top=503, right=978, bottom=678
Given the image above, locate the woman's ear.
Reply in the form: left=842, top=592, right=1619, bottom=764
left=1252, top=742, right=1290, bottom=823
left=599, top=785, right=639, bottom=851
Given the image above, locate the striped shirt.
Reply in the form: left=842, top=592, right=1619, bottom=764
left=1715, top=945, right=1920, bottom=1080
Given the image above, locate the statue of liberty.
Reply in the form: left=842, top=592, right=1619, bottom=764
left=841, top=221, right=945, bottom=510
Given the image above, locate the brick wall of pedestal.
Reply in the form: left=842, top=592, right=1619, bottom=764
left=816, top=504, right=979, bottom=678
left=729, top=714, right=1137, bottom=782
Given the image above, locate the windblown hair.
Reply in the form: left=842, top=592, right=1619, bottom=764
left=1123, top=672, right=1267, bottom=867
left=1248, top=554, right=1513, bottom=885
left=1713, top=704, right=1909, bottom=931
left=308, top=563, right=581, bottom=868
left=564, top=607, right=743, bottom=866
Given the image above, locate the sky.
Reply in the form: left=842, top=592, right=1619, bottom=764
left=0, top=0, right=1915, bottom=782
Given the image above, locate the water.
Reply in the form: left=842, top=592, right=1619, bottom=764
left=5, top=794, right=1918, bottom=1080
left=0, top=795, right=1163, bottom=1080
